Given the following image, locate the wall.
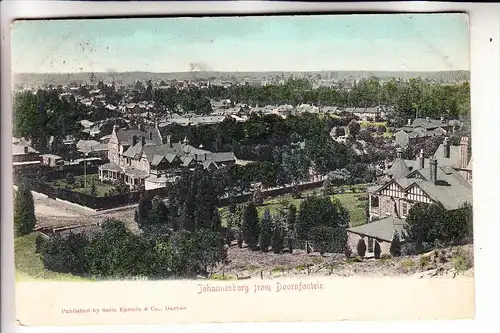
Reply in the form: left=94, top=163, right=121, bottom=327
left=347, top=232, right=391, bottom=257
left=145, top=180, right=168, bottom=191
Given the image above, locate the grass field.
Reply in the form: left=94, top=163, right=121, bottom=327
left=14, top=233, right=94, bottom=282
left=220, top=188, right=368, bottom=228
left=50, top=174, right=115, bottom=197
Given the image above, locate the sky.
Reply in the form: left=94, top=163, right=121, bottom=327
left=10, top=14, right=470, bottom=73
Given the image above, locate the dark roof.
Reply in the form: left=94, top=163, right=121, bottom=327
left=376, top=164, right=472, bottom=211
left=124, top=167, right=149, bottom=178
left=115, top=127, right=162, bottom=146
left=411, top=118, right=454, bottom=130
left=347, top=216, right=407, bottom=242
left=387, top=158, right=410, bottom=179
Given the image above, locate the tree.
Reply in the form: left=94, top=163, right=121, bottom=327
left=242, top=202, right=260, bottom=250
left=135, top=194, right=152, bottom=230
left=296, top=195, right=349, bottom=240
left=14, top=184, right=36, bottom=236
left=374, top=241, right=381, bottom=259
left=194, top=229, right=227, bottom=276
left=357, top=238, right=367, bottom=257
left=271, top=220, right=285, bottom=254
left=258, top=209, right=273, bottom=252
left=310, top=225, right=347, bottom=255
left=404, top=202, right=447, bottom=250
left=252, top=188, right=264, bottom=205
left=390, top=231, right=402, bottom=257
left=348, top=119, right=361, bottom=138
left=148, top=196, right=170, bottom=227
left=90, top=178, right=97, bottom=197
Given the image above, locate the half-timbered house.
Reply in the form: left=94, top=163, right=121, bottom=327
left=347, top=136, right=472, bottom=257
left=98, top=125, right=236, bottom=190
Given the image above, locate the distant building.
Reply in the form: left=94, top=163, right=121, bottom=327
left=399, top=117, right=458, bottom=134
left=12, top=138, right=41, bottom=169
left=40, top=154, right=64, bottom=167
left=394, top=127, right=446, bottom=147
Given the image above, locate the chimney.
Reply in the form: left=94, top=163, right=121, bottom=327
left=460, top=137, right=469, bottom=169
left=418, top=149, right=425, bottom=169
left=138, top=124, right=142, bottom=131
left=132, top=135, right=138, bottom=146
left=429, top=157, right=438, bottom=184
left=441, top=116, right=445, bottom=124
left=407, top=119, right=411, bottom=126
left=141, top=136, right=146, bottom=146
left=167, top=135, right=172, bottom=148
left=426, top=116, right=430, bottom=122
left=443, top=137, right=450, bottom=158
left=149, top=131, right=153, bottom=140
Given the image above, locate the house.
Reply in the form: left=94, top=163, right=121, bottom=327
left=384, top=136, right=472, bottom=183
left=12, top=138, right=41, bottom=168
left=76, top=140, right=109, bottom=159
left=394, top=127, right=446, bottom=147
left=347, top=106, right=387, bottom=121
left=98, top=126, right=237, bottom=190
left=40, top=154, right=64, bottom=167
left=296, top=104, right=319, bottom=114
left=83, top=118, right=130, bottom=138
left=347, top=136, right=472, bottom=258
left=400, top=117, right=458, bottom=134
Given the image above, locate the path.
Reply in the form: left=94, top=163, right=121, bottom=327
left=32, top=190, right=138, bottom=232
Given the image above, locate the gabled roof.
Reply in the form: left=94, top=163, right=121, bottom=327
left=347, top=216, right=407, bottom=242
left=12, top=142, right=39, bottom=155
left=115, top=127, right=162, bottom=146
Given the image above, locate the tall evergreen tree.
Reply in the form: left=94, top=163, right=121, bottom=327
left=271, top=220, right=285, bottom=254
left=258, top=209, right=273, bottom=252
left=194, top=171, right=219, bottom=230
left=14, top=183, right=36, bottom=236
left=242, top=202, right=260, bottom=250
left=135, top=194, right=152, bottom=230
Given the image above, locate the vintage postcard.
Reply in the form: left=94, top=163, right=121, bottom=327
left=10, top=13, right=474, bottom=326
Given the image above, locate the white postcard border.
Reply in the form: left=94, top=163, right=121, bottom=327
left=1, top=1, right=499, bottom=333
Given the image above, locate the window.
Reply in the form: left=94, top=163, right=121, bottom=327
left=370, top=196, right=379, bottom=208
left=402, top=202, right=408, bottom=216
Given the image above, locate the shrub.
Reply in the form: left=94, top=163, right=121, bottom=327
left=356, top=238, right=367, bottom=257
left=390, top=231, right=402, bottom=257
left=419, top=255, right=431, bottom=269
left=401, top=242, right=418, bottom=256
left=35, top=234, right=47, bottom=253
left=66, top=172, right=75, bottom=185
left=452, top=248, right=473, bottom=272
left=380, top=254, right=392, bottom=260
left=401, top=259, right=415, bottom=271
left=344, top=244, right=353, bottom=259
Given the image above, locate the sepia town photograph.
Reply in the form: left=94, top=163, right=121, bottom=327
left=11, top=13, right=473, bottom=294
